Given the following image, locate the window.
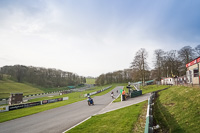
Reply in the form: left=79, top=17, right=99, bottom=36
left=193, top=68, right=199, bottom=77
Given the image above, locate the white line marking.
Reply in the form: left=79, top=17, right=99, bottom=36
left=62, top=116, right=91, bottom=133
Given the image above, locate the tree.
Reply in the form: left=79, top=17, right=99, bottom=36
left=0, top=65, right=85, bottom=88
left=95, top=74, right=105, bottom=86
left=165, top=50, right=180, bottom=77
left=195, top=44, right=200, bottom=57
left=178, top=46, right=195, bottom=76
left=131, top=48, right=148, bottom=85
left=154, top=49, right=165, bottom=81
left=178, top=46, right=195, bottom=64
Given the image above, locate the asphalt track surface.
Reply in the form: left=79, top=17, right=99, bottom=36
left=0, top=86, right=123, bottom=133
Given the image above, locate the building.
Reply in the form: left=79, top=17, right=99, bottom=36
left=9, top=93, right=23, bottom=105
left=186, top=56, right=200, bottom=85
left=161, top=77, right=175, bottom=85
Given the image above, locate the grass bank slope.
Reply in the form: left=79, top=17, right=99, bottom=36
left=141, top=85, right=169, bottom=94
left=0, top=79, right=44, bottom=99
left=86, top=78, right=96, bottom=84
left=154, top=86, right=200, bottom=133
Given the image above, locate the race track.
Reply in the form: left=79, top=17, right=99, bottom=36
left=0, top=86, right=123, bottom=133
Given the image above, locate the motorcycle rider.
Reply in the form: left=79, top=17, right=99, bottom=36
left=87, top=96, right=94, bottom=105
left=111, top=91, right=114, bottom=99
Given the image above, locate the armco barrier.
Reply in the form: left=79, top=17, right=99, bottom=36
left=23, top=89, right=70, bottom=98
left=144, top=88, right=168, bottom=133
left=144, top=93, right=155, bottom=133
left=84, top=86, right=112, bottom=97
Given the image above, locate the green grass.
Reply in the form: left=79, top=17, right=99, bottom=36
left=140, top=85, right=170, bottom=94
left=28, top=84, right=114, bottom=102
left=132, top=102, right=148, bottom=133
left=153, top=86, right=200, bottom=133
left=67, top=101, right=147, bottom=133
left=0, top=78, right=79, bottom=99
left=0, top=84, right=121, bottom=123
left=86, top=78, right=96, bottom=84
left=36, top=86, right=70, bottom=93
left=0, top=80, right=44, bottom=99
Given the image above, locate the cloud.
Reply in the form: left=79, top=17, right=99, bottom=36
left=0, top=0, right=200, bottom=77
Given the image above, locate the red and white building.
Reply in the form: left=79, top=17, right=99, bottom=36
left=186, top=56, right=200, bottom=85
left=161, top=77, right=174, bottom=85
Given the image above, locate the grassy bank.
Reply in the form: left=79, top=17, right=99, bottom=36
left=67, top=101, right=147, bottom=133
left=140, top=85, right=170, bottom=94
left=0, top=84, right=120, bottom=123
left=0, top=79, right=72, bottom=99
left=86, top=78, right=96, bottom=84
left=0, top=80, right=44, bottom=99
left=154, top=86, right=200, bottom=133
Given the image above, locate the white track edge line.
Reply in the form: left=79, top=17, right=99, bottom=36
left=62, top=116, right=91, bottom=133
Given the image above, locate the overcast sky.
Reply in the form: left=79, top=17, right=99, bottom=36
left=0, top=0, right=200, bottom=77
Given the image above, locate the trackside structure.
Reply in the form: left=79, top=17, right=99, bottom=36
left=186, top=56, right=200, bottom=85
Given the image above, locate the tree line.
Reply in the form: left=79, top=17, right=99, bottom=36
left=95, top=69, right=133, bottom=86
left=95, top=45, right=200, bottom=86
left=0, top=65, right=86, bottom=88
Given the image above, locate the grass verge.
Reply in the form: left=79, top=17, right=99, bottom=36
left=153, top=85, right=200, bottom=133
left=132, top=102, right=148, bottom=133
left=66, top=101, right=147, bottom=133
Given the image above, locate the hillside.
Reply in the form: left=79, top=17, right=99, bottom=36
left=154, top=86, right=200, bottom=132
left=0, top=79, right=44, bottom=99
left=86, top=78, right=96, bottom=84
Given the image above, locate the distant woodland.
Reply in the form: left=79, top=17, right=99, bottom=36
left=0, top=65, right=86, bottom=88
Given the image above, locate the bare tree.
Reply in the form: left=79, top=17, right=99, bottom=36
left=178, top=46, right=195, bottom=64
left=178, top=46, right=195, bottom=76
left=165, top=50, right=181, bottom=77
left=131, top=48, right=148, bottom=85
left=154, top=49, right=165, bottom=81
left=195, top=44, right=200, bottom=57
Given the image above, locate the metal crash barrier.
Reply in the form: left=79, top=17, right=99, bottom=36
left=144, top=92, right=155, bottom=133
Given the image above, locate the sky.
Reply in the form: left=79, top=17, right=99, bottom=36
left=0, top=0, right=200, bottom=77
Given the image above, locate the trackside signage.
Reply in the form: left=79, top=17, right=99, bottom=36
left=0, top=106, right=9, bottom=112
left=63, top=97, right=69, bottom=100
left=9, top=104, right=25, bottom=111
left=186, top=57, right=200, bottom=68
left=1, top=97, right=66, bottom=112
left=9, top=102, right=41, bottom=111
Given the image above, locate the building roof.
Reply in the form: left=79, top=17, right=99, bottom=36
left=186, top=56, right=200, bottom=68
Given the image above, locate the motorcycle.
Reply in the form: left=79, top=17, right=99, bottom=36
left=87, top=98, right=94, bottom=106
